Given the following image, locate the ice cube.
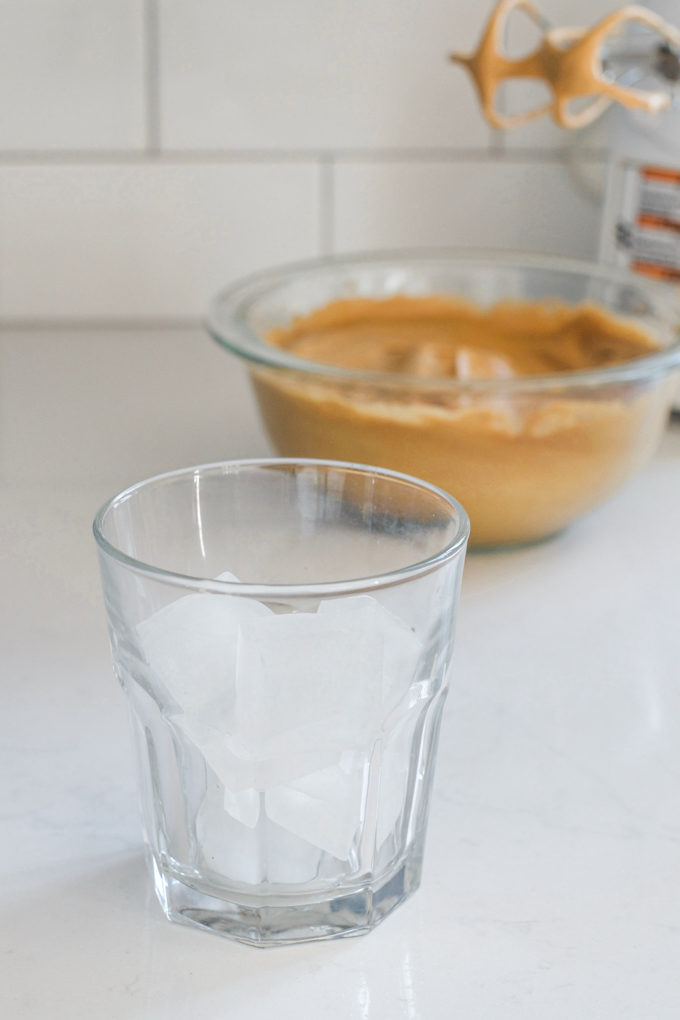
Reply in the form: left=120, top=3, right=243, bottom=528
left=231, top=603, right=383, bottom=765
left=137, top=578, right=274, bottom=807
left=318, top=595, right=422, bottom=716
left=197, top=780, right=321, bottom=885
left=138, top=586, right=272, bottom=719
left=223, top=785, right=260, bottom=828
left=255, top=597, right=422, bottom=856
left=141, top=586, right=424, bottom=841
left=172, top=698, right=340, bottom=796
left=265, top=758, right=367, bottom=861
left=197, top=781, right=265, bottom=885
left=265, top=819, right=322, bottom=885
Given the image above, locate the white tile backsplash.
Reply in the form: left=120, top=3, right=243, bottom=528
left=334, top=160, right=603, bottom=259
left=0, top=164, right=319, bottom=319
left=0, top=329, right=271, bottom=486
left=158, top=0, right=490, bottom=150
left=0, top=0, right=633, bottom=323
left=0, top=1, right=146, bottom=151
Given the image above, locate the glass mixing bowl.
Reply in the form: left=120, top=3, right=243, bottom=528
left=206, top=250, right=680, bottom=548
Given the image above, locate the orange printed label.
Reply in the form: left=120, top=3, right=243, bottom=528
left=641, top=166, right=680, bottom=186
left=633, top=261, right=680, bottom=282
left=637, top=212, right=680, bottom=233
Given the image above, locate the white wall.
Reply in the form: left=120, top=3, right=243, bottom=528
left=0, top=0, right=624, bottom=326
left=0, top=0, right=626, bottom=488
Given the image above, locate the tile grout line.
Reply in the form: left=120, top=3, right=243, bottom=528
left=0, top=148, right=608, bottom=166
left=144, top=0, right=162, bottom=154
left=0, top=318, right=202, bottom=333
left=319, top=154, right=335, bottom=256
left=489, top=128, right=506, bottom=155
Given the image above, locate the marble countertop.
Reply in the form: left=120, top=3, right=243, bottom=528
left=3, top=379, right=680, bottom=1017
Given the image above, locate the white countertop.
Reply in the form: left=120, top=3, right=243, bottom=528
left=3, top=341, right=680, bottom=1016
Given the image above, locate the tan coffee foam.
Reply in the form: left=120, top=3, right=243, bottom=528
left=257, top=295, right=670, bottom=547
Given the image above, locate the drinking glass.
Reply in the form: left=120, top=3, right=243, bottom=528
left=94, top=458, right=468, bottom=945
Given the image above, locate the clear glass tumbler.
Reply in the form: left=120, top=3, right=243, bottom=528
left=93, top=459, right=469, bottom=946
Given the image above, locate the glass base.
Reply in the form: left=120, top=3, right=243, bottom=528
left=151, top=853, right=422, bottom=947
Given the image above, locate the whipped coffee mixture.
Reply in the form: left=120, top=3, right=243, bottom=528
left=256, top=295, right=666, bottom=546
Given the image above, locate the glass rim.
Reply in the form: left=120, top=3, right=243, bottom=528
left=93, top=457, right=470, bottom=597
left=204, top=247, right=680, bottom=392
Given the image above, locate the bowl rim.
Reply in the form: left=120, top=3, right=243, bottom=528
left=93, top=457, right=470, bottom=597
left=204, top=248, right=680, bottom=392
